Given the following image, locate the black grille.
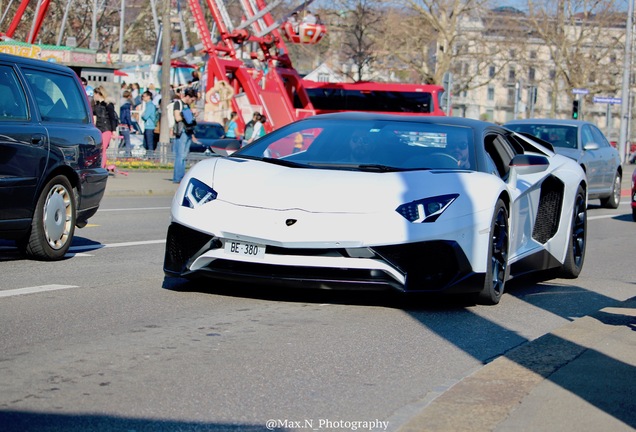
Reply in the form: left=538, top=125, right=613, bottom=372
left=164, top=223, right=214, bottom=273
left=532, top=176, right=564, bottom=244
left=208, top=260, right=396, bottom=285
left=372, top=241, right=468, bottom=291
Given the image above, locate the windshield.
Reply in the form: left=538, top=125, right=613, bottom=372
left=507, top=124, right=578, bottom=149
left=233, top=119, right=475, bottom=171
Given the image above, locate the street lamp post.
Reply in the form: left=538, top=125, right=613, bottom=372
left=618, top=0, right=634, bottom=163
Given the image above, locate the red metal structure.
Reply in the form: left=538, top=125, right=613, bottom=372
left=3, top=0, right=51, bottom=43
left=187, top=0, right=322, bottom=132
left=280, top=22, right=326, bottom=45
left=186, top=0, right=444, bottom=130
left=3, top=0, right=445, bottom=132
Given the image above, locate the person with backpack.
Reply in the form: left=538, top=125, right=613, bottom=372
left=165, top=88, right=181, bottom=137
left=172, top=87, right=198, bottom=183
left=243, top=112, right=260, bottom=145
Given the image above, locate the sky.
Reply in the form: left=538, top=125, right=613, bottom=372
left=308, top=0, right=631, bottom=14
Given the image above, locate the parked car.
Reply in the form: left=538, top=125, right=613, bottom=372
left=0, top=53, right=108, bottom=260
left=165, top=113, right=588, bottom=305
left=504, top=119, right=622, bottom=208
left=191, top=121, right=241, bottom=155
left=632, top=168, right=636, bottom=221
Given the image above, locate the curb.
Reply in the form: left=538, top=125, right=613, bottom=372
left=397, top=298, right=636, bottom=432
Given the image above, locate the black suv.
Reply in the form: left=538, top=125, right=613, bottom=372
left=0, top=53, right=108, bottom=260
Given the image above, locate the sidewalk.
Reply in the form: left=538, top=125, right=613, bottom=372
left=397, top=298, right=636, bottom=432
left=104, top=169, right=179, bottom=197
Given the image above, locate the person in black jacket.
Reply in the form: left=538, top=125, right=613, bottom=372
left=93, top=86, right=118, bottom=168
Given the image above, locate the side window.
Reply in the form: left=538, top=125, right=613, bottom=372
left=23, top=68, right=89, bottom=124
left=590, top=125, right=610, bottom=148
left=484, top=133, right=517, bottom=179
left=0, top=65, right=29, bottom=121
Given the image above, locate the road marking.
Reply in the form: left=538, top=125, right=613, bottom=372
left=69, top=239, right=166, bottom=252
left=588, top=213, right=628, bottom=221
left=0, top=284, right=79, bottom=298
left=98, top=207, right=170, bottom=212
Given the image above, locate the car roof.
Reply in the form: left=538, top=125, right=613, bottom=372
left=0, top=52, right=77, bottom=75
left=304, top=112, right=498, bottom=130
left=504, top=118, right=591, bottom=127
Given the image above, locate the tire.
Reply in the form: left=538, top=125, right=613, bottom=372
left=600, top=171, right=621, bottom=209
left=559, top=185, right=587, bottom=278
left=476, top=199, right=509, bottom=305
left=21, top=175, right=76, bottom=260
left=633, top=208, right=636, bottom=222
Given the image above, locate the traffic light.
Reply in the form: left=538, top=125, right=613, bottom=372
left=572, top=100, right=579, bottom=119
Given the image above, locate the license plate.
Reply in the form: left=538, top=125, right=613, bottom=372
left=224, top=240, right=266, bottom=259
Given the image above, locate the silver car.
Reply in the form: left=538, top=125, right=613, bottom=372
left=504, top=119, right=622, bottom=208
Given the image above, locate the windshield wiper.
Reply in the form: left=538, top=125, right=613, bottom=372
left=356, top=164, right=404, bottom=172
left=261, top=157, right=312, bottom=168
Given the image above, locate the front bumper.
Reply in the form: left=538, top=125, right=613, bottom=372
left=164, top=222, right=485, bottom=293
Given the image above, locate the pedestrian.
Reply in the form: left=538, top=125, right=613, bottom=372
left=92, top=86, right=118, bottom=168
left=247, top=114, right=268, bottom=144
left=140, top=90, right=157, bottom=157
left=119, top=90, right=135, bottom=157
left=148, top=83, right=157, bottom=98
left=243, top=112, right=260, bottom=145
left=131, top=82, right=141, bottom=106
left=81, top=77, right=94, bottom=99
left=172, top=87, right=198, bottom=183
left=225, top=111, right=240, bottom=139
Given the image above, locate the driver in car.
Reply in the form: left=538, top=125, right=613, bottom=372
left=447, top=137, right=471, bottom=169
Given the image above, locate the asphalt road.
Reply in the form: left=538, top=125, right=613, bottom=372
left=0, top=195, right=634, bottom=431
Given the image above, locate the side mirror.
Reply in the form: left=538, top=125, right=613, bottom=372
left=507, top=154, right=549, bottom=186
left=583, top=142, right=600, bottom=151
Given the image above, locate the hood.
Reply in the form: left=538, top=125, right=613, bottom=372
left=207, top=158, right=461, bottom=213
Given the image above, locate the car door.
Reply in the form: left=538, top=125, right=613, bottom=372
left=580, top=124, right=604, bottom=193
left=21, top=66, right=101, bottom=172
left=0, top=62, right=49, bottom=226
left=589, top=124, right=619, bottom=190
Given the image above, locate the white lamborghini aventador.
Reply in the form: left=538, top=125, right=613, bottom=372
left=164, top=113, right=588, bottom=305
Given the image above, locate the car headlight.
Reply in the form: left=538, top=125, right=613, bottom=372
left=182, top=178, right=218, bottom=209
left=396, top=194, right=458, bottom=223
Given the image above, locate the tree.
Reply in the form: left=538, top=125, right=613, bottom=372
left=524, top=0, right=625, bottom=117
left=389, top=0, right=495, bottom=85
left=0, top=0, right=157, bottom=55
left=328, top=0, right=383, bottom=82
